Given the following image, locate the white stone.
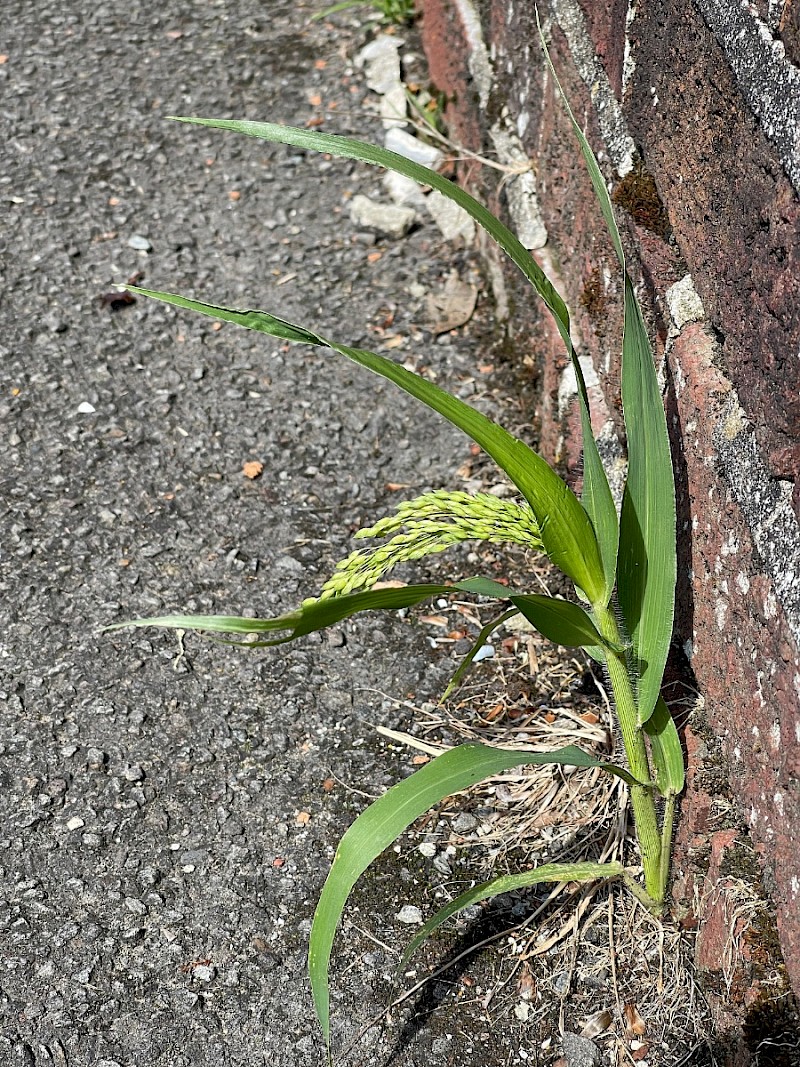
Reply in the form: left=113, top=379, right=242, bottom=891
left=666, top=275, right=706, bottom=331
left=356, top=36, right=402, bottom=95
left=424, top=191, right=476, bottom=242
left=349, top=195, right=416, bottom=239
left=384, top=126, right=444, bottom=169
left=383, top=171, right=427, bottom=209
left=396, top=904, right=424, bottom=924
left=380, top=85, right=408, bottom=129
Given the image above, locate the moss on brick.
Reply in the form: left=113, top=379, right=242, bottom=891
left=612, top=161, right=672, bottom=239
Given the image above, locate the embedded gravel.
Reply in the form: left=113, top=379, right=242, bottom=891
left=0, top=3, right=533, bottom=1065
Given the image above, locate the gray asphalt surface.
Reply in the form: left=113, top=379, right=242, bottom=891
left=0, top=3, right=529, bottom=1065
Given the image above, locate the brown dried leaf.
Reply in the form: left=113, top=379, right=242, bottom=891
left=425, top=271, right=478, bottom=335
left=98, top=290, right=135, bottom=311
left=242, top=460, right=263, bottom=480
left=517, top=964, right=536, bottom=998
left=581, top=1009, right=613, bottom=1039
left=624, top=1001, right=647, bottom=1037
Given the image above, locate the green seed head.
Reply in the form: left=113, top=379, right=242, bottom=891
left=317, top=490, right=542, bottom=599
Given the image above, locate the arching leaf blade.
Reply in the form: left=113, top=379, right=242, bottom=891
left=170, top=117, right=571, bottom=333
left=537, top=25, right=675, bottom=720
left=103, top=612, right=300, bottom=636
left=126, top=286, right=607, bottom=603
left=537, top=19, right=625, bottom=266
left=105, top=585, right=463, bottom=644
left=170, top=115, right=619, bottom=604
left=508, top=593, right=624, bottom=652
left=104, top=578, right=530, bottom=650
left=400, top=860, right=625, bottom=969
left=309, top=742, right=643, bottom=1043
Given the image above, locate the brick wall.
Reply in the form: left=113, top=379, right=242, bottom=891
left=419, top=0, right=800, bottom=1051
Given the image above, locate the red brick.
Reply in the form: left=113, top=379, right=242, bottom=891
left=419, top=0, right=800, bottom=1025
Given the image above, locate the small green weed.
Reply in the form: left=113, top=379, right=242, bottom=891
left=311, top=0, right=417, bottom=26
left=109, top=26, right=685, bottom=1061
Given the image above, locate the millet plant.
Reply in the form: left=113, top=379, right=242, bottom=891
left=110, top=32, right=685, bottom=1058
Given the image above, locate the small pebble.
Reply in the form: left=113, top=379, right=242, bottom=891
left=127, top=234, right=152, bottom=251
left=452, top=813, right=478, bottom=833
left=349, top=194, right=416, bottom=239
left=432, top=853, right=452, bottom=875
left=561, top=1031, right=601, bottom=1067
left=396, top=904, right=423, bottom=925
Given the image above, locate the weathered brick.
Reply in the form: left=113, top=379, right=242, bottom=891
left=419, top=0, right=800, bottom=1039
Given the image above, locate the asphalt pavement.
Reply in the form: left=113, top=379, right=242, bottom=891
left=0, top=2, right=528, bottom=1065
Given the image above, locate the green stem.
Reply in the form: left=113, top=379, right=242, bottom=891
left=659, top=795, right=676, bottom=901
left=593, top=605, right=663, bottom=906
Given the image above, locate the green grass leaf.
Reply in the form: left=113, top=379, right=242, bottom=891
left=399, top=859, right=625, bottom=969
left=170, top=117, right=569, bottom=326
left=104, top=583, right=488, bottom=645
left=508, top=593, right=622, bottom=651
left=455, top=576, right=518, bottom=598
left=642, top=695, right=685, bottom=798
left=441, top=607, right=519, bottom=701
left=168, top=115, right=619, bottom=603
left=538, top=26, right=675, bottom=720
left=309, top=742, right=643, bottom=1046
left=617, top=281, right=676, bottom=723
left=126, top=285, right=607, bottom=603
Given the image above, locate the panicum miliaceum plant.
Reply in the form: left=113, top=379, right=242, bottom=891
left=109, top=31, right=685, bottom=1060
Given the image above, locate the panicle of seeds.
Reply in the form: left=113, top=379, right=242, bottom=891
left=310, top=490, right=543, bottom=601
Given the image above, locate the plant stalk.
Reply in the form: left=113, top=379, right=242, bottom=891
left=659, top=794, right=676, bottom=900
left=593, top=605, right=663, bottom=906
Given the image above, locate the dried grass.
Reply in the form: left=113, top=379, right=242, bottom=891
left=369, top=581, right=715, bottom=1065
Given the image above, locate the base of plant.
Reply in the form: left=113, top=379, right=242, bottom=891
left=622, top=871, right=666, bottom=915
